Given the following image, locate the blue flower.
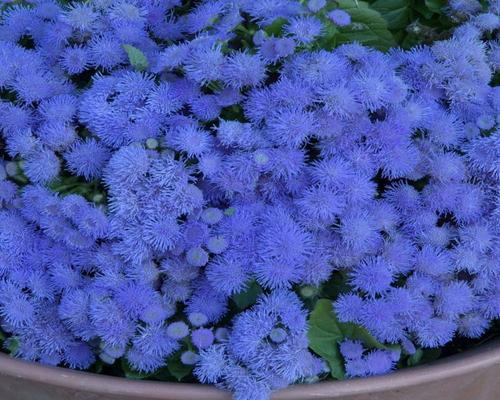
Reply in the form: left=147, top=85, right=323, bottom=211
left=23, top=148, right=60, bottom=184
left=285, top=16, right=323, bottom=44
left=327, top=9, right=352, bottom=27
left=184, top=45, right=226, bottom=85
left=64, top=139, right=111, bottom=181
left=222, top=51, right=267, bottom=89
left=60, top=46, right=91, bottom=75
left=350, top=256, right=394, bottom=297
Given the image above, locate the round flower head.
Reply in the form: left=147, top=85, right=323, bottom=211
left=191, top=328, right=215, bottom=349
left=60, top=46, right=91, bottom=75
left=143, top=216, right=181, bottom=253
left=23, top=149, right=60, bottom=184
left=308, top=0, right=326, bottom=12
left=327, top=9, right=352, bottom=27
left=181, top=351, right=199, bottom=365
left=61, top=3, right=98, bottom=31
left=184, top=45, right=226, bottom=85
left=64, top=139, right=111, bottom=180
left=168, top=125, right=213, bottom=157
left=89, top=35, right=127, bottom=70
left=285, top=16, right=323, bottom=44
left=340, top=340, right=364, bottom=360
left=222, top=52, right=267, bottom=89
left=188, top=312, right=208, bottom=327
left=186, top=247, right=209, bottom=267
left=364, top=350, right=396, bottom=376
left=266, top=107, right=318, bottom=148
left=350, top=256, right=394, bottom=297
left=166, top=321, right=190, bottom=340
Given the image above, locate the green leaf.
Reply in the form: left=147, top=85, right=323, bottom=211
left=232, top=281, right=262, bottom=310
left=123, top=44, right=149, bottom=71
left=407, top=348, right=442, bottom=367
left=371, top=0, right=411, bottom=30
left=339, top=322, right=386, bottom=349
left=412, top=2, right=434, bottom=19
left=424, top=0, right=445, bottom=14
left=6, top=337, right=19, bottom=354
left=308, top=299, right=395, bottom=379
left=167, top=359, right=194, bottom=381
left=264, top=18, right=288, bottom=37
left=121, top=359, right=153, bottom=380
left=308, top=299, right=345, bottom=379
left=315, top=21, right=339, bottom=51
left=335, top=0, right=397, bottom=51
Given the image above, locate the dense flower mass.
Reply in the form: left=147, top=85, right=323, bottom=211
left=0, top=0, right=499, bottom=399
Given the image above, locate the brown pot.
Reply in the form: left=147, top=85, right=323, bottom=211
left=0, top=340, right=499, bottom=400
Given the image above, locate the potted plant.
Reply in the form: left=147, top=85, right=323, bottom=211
left=0, top=0, right=499, bottom=399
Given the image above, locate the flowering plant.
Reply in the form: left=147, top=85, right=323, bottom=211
left=0, top=0, right=499, bottom=399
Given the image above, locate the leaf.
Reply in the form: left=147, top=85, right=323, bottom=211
left=308, top=299, right=395, bottom=379
left=315, top=21, right=339, bottom=51
left=121, top=359, right=153, bottom=380
left=123, top=44, right=149, bottom=71
left=308, top=299, right=346, bottom=379
left=407, top=348, right=442, bottom=367
left=232, top=281, right=262, bottom=310
left=371, top=0, right=411, bottom=30
left=339, top=322, right=386, bottom=349
left=167, top=359, right=194, bottom=381
left=5, top=337, right=19, bottom=354
left=412, top=2, right=434, bottom=19
left=424, top=0, right=445, bottom=14
left=334, top=0, right=397, bottom=51
left=264, top=18, right=288, bottom=37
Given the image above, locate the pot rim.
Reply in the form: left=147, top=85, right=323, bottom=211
left=0, top=340, right=499, bottom=400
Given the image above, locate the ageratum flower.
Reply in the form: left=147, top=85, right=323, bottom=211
left=0, top=1, right=499, bottom=399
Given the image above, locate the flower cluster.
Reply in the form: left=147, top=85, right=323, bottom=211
left=0, top=0, right=499, bottom=399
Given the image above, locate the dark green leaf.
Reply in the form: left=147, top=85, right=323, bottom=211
left=264, top=18, right=288, bottom=37
left=335, top=0, right=397, bottom=51
left=412, top=2, right=434, bottom=19
left=123, top=44, right=149, bottom=71
left=424, top=0, right=445, bottom=14
left=90, top=360, right=104, bottom=374
left=232, top=281, right=262, bottom=310
left=320, top=271, right=351, bottom=299
left=167, top=359, right=194, bottom=381
left=121, top=359, right=153, bottom=380
left=308, top=299, right=345, bottom=379
left=371, top=0, right=411, bottom=30
left=407, top=348, right=442, bottom=366
left=5, top=337, right=19, bottom=354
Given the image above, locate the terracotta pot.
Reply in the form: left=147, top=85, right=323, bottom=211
left=0, top=340, right=499, bottom=400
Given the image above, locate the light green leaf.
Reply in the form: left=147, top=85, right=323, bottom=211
left=335, top=0, right=397, bottom=51
left=123, top=44, right=149, bottom=71
left=371, top=0, right=411, bottom=30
